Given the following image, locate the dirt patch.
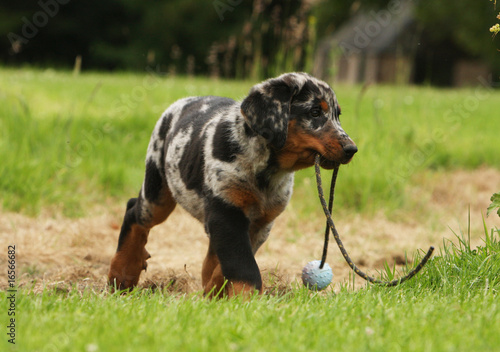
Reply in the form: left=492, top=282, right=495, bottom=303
left=1, top=168, right=498, bottom=294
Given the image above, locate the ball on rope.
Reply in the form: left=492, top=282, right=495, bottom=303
left=302, top=260, right=333, bottom=291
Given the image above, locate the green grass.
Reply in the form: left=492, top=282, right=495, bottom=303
left=5, top=289, right=499, bottom=352
left=1, top=68, right=499, bottom=216
left=0, top=68, right=252, bottom=216
left=3, top=224, right=499, bottom=352
left=1, top=68, right=499, bottom=350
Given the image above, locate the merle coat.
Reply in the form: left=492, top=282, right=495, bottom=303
left=108, top=72, right=357, bottom=297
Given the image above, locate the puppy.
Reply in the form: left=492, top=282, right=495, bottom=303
left=108, top=72, right=357, bottom=297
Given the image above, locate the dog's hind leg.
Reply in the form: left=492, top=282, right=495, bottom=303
left=108, top=161, right=176, bottom=290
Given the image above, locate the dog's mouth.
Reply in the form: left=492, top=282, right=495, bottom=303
left=318, top=155, right=342, bottom=169
left=316, top=148, right=357, bottom=169
left=294, top=144, right=356, bottom=171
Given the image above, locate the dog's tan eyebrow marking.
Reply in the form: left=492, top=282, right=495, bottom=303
left=320, top=100, right=329, bottom=112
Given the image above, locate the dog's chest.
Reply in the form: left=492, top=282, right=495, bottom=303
left=164, top=114, right=293, bottom=225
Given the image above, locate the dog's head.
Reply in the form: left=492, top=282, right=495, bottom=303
left=241, top=72, right=357, bottom=170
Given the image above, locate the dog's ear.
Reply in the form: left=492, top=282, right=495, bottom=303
left=241, top=74, right=305, bottom=149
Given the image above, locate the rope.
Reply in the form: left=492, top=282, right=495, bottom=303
left=319, top=164, right=337, bottom=269
left=314, top=155, right=434, bottom=286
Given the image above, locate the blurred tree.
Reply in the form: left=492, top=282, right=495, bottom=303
left=313, top=0, right=390, bottom=37
left=212, top=0, right=313, bottom=79
left=415, top=0, right=500, bottom=68
left=134, top=0, right=252, bottom=73
left=0, top=0, right=251, bottom=72
left=0, top=0, right=498, bottom=77
left=1, top=0, right=142, bottom=69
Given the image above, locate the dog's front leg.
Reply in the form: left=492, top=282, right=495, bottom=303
left=203, top=197, right=262, bottom=298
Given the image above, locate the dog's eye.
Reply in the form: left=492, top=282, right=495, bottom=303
left=310, top=108, right=321, bottom=118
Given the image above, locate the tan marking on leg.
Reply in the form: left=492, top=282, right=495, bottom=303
left=202, top=246, right=219, bottom=288
left=203, top=261, right=263, bottom=299
left=108, top=187, right=177, bottom=291
left=148, top=188, right=177, bottom=227
left=226, top=281, right=263, bottom=299
left=203, top=264, right=226, bottom=298
left=108, top=223, right=150, bottom=290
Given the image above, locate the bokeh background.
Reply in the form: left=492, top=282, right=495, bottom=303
left=1, top=3, right=500, bottom=350
left=2, top=0, right=499, bottom=84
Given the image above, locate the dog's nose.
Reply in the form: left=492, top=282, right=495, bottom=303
left=343, top=144, right=358, bottom=157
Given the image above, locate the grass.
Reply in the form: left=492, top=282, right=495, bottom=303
left=1, top=68, right=500, bottom=216
left=1, top=68, right=499, bottom=351
left=0, top=68, right=252, bottom=216
left=6, top=289, right=499, bottom=351
left=3, top=223, right=499, bottom=352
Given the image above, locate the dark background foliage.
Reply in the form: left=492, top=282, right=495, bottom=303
left=1, top=0, right=498, bottom=79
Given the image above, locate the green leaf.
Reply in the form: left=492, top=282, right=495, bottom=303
left=486, top=192, right=500, bottom=217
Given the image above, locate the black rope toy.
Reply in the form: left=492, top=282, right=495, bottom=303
left=302, top=155, right=435, bottom=290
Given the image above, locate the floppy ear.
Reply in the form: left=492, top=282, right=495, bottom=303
left=240, top=75, right=303, bottom=149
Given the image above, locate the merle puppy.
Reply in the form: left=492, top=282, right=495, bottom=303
left=108, top=72, right=357, bottom=297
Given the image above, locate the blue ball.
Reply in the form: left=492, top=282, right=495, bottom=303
left=302, top=260, right=333, bottom=291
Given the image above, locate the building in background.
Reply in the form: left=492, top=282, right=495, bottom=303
left=313, top=1, right=492, bottom=86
